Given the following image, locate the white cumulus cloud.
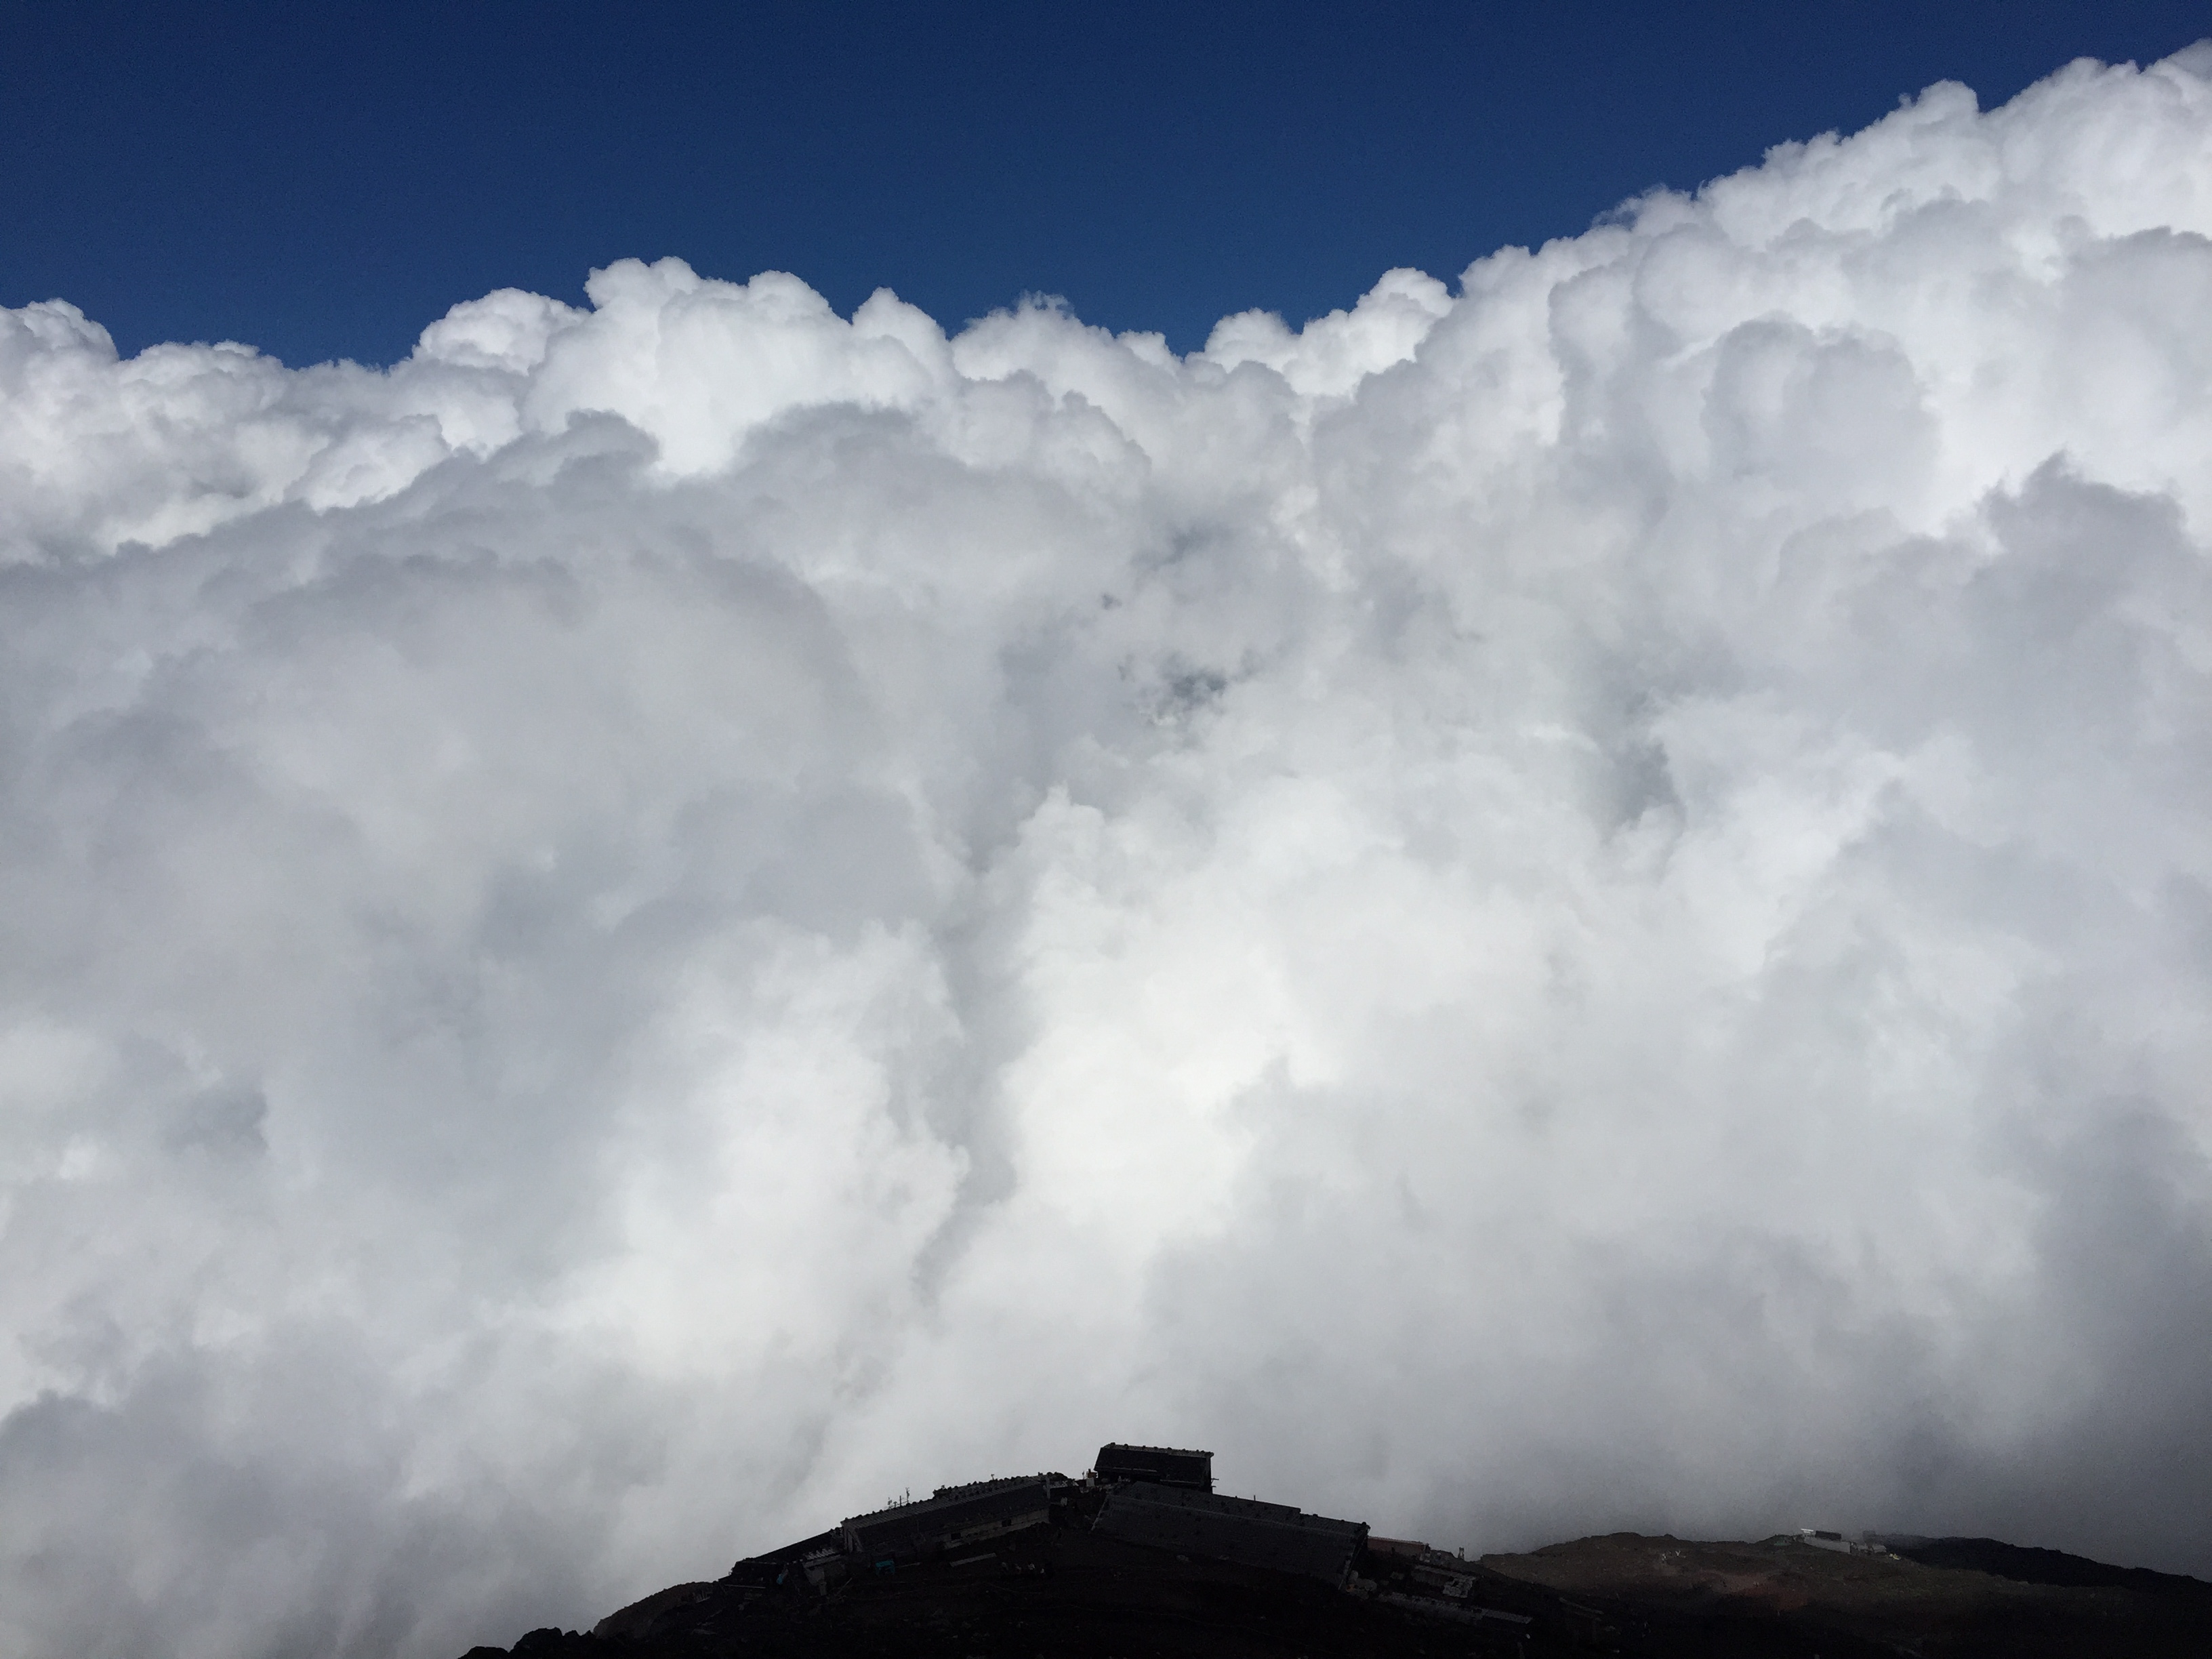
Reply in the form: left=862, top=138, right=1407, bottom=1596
left=3, top=44, right=2211, bottom=1659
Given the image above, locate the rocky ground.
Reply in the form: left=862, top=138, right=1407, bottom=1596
left=1480, top=1531, right=2212, bottom=1657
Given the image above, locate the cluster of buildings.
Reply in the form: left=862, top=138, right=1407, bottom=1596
left=1359, top=1532, right=1534, bottom=1633
left=842, top=1473, right=1061, bottom=1568
left=724, top=1441, right=1531, bottom=1637
left=734, top=1443, right=1377, bottom=1595
left=1088, top=1461, right=1369, bottom=1584
left=1797, top=1528, right=1902, bottom=1557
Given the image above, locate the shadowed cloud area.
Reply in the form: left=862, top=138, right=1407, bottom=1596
left=3, top=45, right=2211, bottom=1659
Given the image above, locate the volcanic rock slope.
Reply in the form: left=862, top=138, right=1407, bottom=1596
left=459, top=1502, right=2212, bottom=1658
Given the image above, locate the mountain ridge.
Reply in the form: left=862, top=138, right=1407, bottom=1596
left=457, top=1465, right=2211, bottom=1658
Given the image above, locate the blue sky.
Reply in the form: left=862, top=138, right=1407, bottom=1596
left=6, top=0, right=2205, bottom=365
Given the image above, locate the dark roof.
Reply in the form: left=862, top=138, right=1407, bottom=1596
left=1094, top=1443, right=1214, bottom=1491
left=843, top=1475, right=1052, bottom=1558
left=1090, top=1481, right=1366, bottom=1584
left=729, top=1528, right=842, bottom=1582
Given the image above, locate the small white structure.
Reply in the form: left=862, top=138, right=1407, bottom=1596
left=1801, top=1528, right=1888, bottom=1556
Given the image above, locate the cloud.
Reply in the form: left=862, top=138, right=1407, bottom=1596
left=4, top=43, right=2212, bottom=1658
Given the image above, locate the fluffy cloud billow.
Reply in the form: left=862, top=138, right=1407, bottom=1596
left=5, top=45, right=2212, bottom=1658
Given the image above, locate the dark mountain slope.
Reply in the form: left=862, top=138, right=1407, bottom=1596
left=462, top=1507, right=2212, bottom=1658
left=1482, top=1530, right=2212, bottom=1658
left=1893, top=1536, right=2212, bottom=1599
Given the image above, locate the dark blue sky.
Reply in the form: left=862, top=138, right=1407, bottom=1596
left=5, top=1, right=2205, bottom=365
